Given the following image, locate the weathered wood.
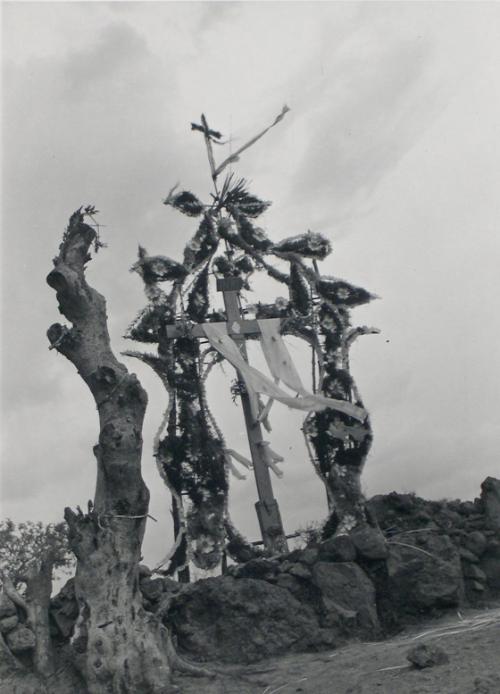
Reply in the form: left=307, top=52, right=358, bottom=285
left=165, top=318, right=261, bottom=339
left=47, top=211, right=176, bottom=693
left=163, top=274, right=288, bottom=553
left=218, top=287, right=288, bottom=554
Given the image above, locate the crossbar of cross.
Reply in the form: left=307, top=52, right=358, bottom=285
left=164, top=276, right=288, bottom=554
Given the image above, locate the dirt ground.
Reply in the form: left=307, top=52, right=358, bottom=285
left=174, top=605, right=500, bottom=694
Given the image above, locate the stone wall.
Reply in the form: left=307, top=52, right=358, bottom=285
left=42, top=477, right=500, bottom=666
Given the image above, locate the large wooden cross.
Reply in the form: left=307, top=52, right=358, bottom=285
left=164, top=276, right=289, bottom=554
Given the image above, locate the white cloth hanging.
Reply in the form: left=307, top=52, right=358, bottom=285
left=203, top=323, right=367, bottom=422
left=257, top=318, right=306, bottom=393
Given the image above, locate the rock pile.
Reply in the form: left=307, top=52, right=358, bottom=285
left=0, top=593, right=36, bottom=658
left=44, top=477, right=500, bottom=666
left=367, top=476, right=500, bottom=603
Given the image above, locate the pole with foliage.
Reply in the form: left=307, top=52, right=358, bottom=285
left=126, top=108, right=380, bottom=580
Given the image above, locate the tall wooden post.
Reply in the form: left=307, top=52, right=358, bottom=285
left=217, top=277, right=288, bottom=554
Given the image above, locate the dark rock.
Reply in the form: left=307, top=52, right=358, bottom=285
left=458, top=501, right=476, bottom=516
left=138, top=564, right=152, bottom=578
left=311, top=562, right=380, bottom=637
left=387, top=531, right=464, bottom=615
left=296, top=548, right=319, bottom=566
left=286, top=563, right=311, bottom=580
left=275, top=573, right=304, bottom=596
left=480, top=541, right=500, bottom=593
left=464, top=531, right=488, bottom=557
left=459, top=548, right=480, bottom=563
left=139, top=577, right=165, bottom=602
left=162, top=577, right=184, bottom=594
left=463, top=564, right=487, bottom=582
left=0, top=593, right=16, bottom=619
left=237, top=558, right=280, bottom=580
left=51, top=610, right=77, bottom=639
left=414, top=511, right=434, bottom=524
left=166, top=576, right=320, bottom=663
left=351, top=527, right=388, bottom=561
left=481, top=477, right=500, bottom=529
left=0, top=614, right=18, bottom=634
left=387, top=492, right=416, bottom=513
left=49, top=578, right=79, bottom=639
left=470, top=580, right=485, bottom=592
left=6, top=625, right=36, bottom=654
left=406, top=642, right=449, bottom=668
left=319, top=535, right=356, bottom=562
left=472, top=673, right=500, bottom=693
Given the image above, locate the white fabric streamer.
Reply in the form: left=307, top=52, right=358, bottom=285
left=258, top=318, right=305, bottom=393
left=224, top=448, right=254, bottom=469
left=203, top=323, right=367, bottom=422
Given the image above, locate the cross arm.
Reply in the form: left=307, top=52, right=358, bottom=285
left=165, top=319, right=262, bottom=339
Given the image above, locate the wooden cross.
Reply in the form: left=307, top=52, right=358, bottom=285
left=165, top=276, right=289, bottom=554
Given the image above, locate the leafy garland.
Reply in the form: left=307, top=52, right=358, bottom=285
left=126, top=109, right=379, bottom=574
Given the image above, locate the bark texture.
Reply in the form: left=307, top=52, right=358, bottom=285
left=1, top=564, right=53, bottom=681
left=47, top=211, right=174, bottom=693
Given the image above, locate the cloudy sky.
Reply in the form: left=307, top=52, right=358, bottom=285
left=2, top=1, right=500, bottom=569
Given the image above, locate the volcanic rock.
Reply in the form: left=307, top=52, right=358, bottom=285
left=311, top=562, right=380, bottom=637
left=6, top=625, right=36, bottom=654
left=387, top=531, right=464, bottom=615
left=406, top=642, right=449, bottom=668
left=165, top=576, right=320, bottom=663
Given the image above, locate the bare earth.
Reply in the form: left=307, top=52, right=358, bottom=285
left=174, top=606, right=500, bottom=694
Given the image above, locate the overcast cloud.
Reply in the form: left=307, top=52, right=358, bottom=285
left=2, top=2, right=500, bottom=569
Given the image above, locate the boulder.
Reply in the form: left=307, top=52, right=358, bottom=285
left=472, top=673, right=500, bottom=693
left=458, top=501, right=476, bottom=516
left=481, top=540, right=500, bottom=593
left=406, top=642, right=449, bottom=668
left=139, top=577, right=165, bottom=602
left=319, top=535, right=356, bottom=562
left=138, top=564, right=152, bottom=578
left=463, top=564, right=487, bottom=582
left=0, top=593, right=17, bottom=619
left=387, top=531, right=464, bottom=615
left=236, top=558, right=280, bottom=580
left=481, top=477, right=500, bottom=529
left=165, top=576, right=320, bottom=663
left=464, top=531, right=488, bottom=557
left=470, top=580, right=485, bottom=592
left=275, top=573, right=304, bottom=596
left=6, top=625, right=36, bottom=654
left=0, top=614, right=19, bottom=634
left=311, top=562, right=380, bottom=638
left=351, top=526, right=388, bottom=561
left=285, top=563, right=312, bottom=580
left=296, top=548, right=319, bottom=566
left=459, top=548, right=480, bottom=563
left=49, top=578, right=79, bottom=640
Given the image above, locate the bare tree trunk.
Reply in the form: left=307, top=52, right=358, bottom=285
left=25, top=560, right=54, bottom=679
left=1, top=567, right=53, bottom=680
left=46, top=210, right=174, bottom=693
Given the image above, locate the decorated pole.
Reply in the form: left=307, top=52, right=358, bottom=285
left=217, top=277, right=288, bottom=554
left=126, top=106, right=379, bottom=577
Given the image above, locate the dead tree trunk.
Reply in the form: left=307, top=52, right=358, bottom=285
left=1, top=563, right=53, bottom=681
left=25, top=560, right=54, bottom=679
left=46, top=210, right=174, bottom=693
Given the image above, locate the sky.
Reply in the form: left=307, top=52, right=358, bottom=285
left=2, top=1, right=500, bottom=571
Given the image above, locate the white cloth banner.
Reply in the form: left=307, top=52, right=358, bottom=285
left=203, top=323, right=367, bottom=422
left=257, top=318, right=306, bottom=393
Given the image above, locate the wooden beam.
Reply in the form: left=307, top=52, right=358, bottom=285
left=165, top=319, right=261, bottom=339
left=218, top=287, right=288, bottom=554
